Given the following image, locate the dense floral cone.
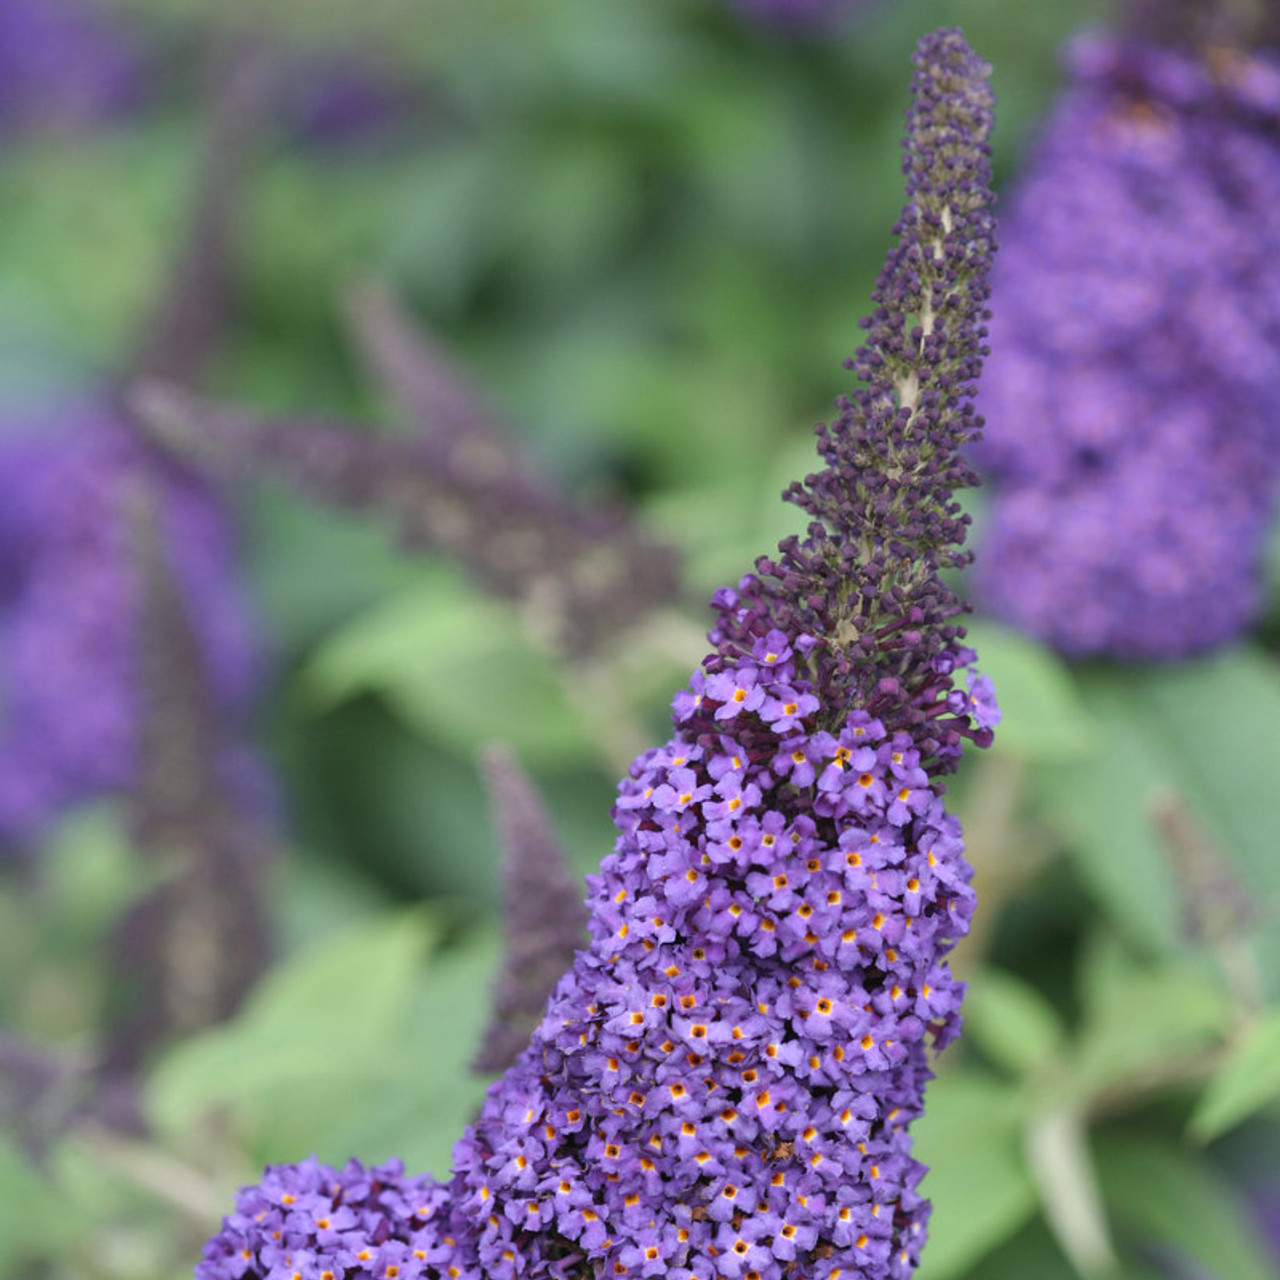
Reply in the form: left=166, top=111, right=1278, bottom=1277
left=974, top=31, right=1280, bottom=658
left=473, top=746, right=589, bottom=1077
left=195, top=26, right=998, bottom=1280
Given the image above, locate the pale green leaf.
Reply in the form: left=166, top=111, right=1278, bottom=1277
left=1189, top=1008, right=1280, bottom=1142
left=1067, top=940, right=1228, bottom=1108
left=301, top=573, right=594, bottom=766
left=148, top=910, right=437, bottom=1143
left=0, top=1135, right=62, bottom=1267
left=1036, top=649, right=1280, bottom=983
left=913, top=1072, right=1037, bottom=1280
left=1123, top=649, right=1280, bottom=992
left=1096, top=1136, right=1276, bottom=1280
left=317, top=931, right=500, bottom=1178
left=963, top=967, right=1066, bottom=1078
left=963, top=621, right=1095, bottom=763
left=1032, top=678, right=1183, bottom=957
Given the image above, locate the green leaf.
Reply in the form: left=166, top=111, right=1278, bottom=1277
left=148, top=910, right=438, bottom=1151
left=0, top=1135, right=63, bottom=1268
left=913, top=1071, right=1037, bottom=1280
left=968, top=1219, right=1163, bottom=1280
left=1068, top=941, right=1228, bottom=1107
left=1031, top=676, right=1183, bottom=956
left=316, top=931, right=500, bottom=1178
left=1124, top=649, right=1280, bottom=992
left=962, top=621, right=1096, bottom=763
left=1095, top=1136, right=1276, bottom=1280
left=963, top=968, right=1066, bottom=1078
left=0, top=130, right=185, bottom=362
left=301, top=572, right=595, bottom=766
left=1035, top=648, right=1280, bottom=982
left=1189, top=1008, right=1280, bottom=1142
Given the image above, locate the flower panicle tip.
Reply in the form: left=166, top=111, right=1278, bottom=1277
left=705, top=29, right=998, bottom=772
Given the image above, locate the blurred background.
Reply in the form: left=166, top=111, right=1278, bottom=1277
left=1, top=0, right=1279, bottom=1278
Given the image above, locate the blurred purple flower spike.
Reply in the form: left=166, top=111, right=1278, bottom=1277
left=0, top=39, right=279, bottom=851
left=473, top=745, right=588, bottom=1077
left=292, top=56, right=413, bottom=147
left=974, top=32, right=1280, bottom=659
left=0, top=0, right=141, bottom=133
left=196, top=27, right=998, bottom=1280
left=0, top=405, right=257, bottom=846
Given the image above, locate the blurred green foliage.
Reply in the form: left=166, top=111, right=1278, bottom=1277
left=1, top=1, right=1279, bottom=1279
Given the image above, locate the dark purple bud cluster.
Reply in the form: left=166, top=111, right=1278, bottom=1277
left=974, top=34, right=1280, bottom=658
left=195, top=29, right=998, bottom=1280
left=706, top=31, right=995, bottom=771
left=473, top=746, right=589, bottom=1076
left=104, top=481, right=275, bottom=1070
left=135, top=379, right=682, bottom=660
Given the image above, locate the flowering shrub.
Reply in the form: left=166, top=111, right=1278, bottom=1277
left=194, top=27, right=998, bottom=1280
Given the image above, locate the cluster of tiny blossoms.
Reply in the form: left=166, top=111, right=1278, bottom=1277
left=445, top=632, right=994, bottom=1280
left=196, top=28, right=997, bottom=1280
left=199, top=635, right=993, bottom=1280
left=974, top=33, right=1280, bottom=657
left=196, top=1157, right=455, bottom=1280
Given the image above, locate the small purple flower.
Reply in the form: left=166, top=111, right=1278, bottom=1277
left=705, top=667, right=766, bottom=721
left=964, top=671, right=1001, bottom=730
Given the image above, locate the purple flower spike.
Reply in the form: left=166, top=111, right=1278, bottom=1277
left=195, top=1157, right=454, bottom=1280
left=706, top=28, right=997, bottom=770
left=196, top=28, right=997, bottom=1280
left=473, top=746, right=589, bottom=1077
left=0, top=0, right=140, bottom=135
left=0, top=404, right=257, bottom=846
left=134, top=282, right=684, bottom=663
left=973, top=33, right=1280, bottom=659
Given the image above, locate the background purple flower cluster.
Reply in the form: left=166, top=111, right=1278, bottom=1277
left=974, top=34, right=1280, bottom=658
left=0, top=0, right=140, bottom=134
left=0, top=404, right=257, bottom=843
